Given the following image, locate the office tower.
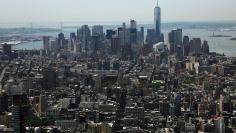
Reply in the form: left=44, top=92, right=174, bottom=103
left=92, top=25, right=103, bottom=36
left=130, top=20, right=137, bottom=29
left=2, top=44, right=12, bottom=57
left=168, top=29, right=183, bottom=56
left=39, top=95, right=46, bottom=115
left=106, top=29, right=116, bottom=40
left=12, top=106, right=24, bottom=133
left=183, top=36, right=190, bottom=56
left=118, top=29, right=124, bottom=46
left=68, top=32, right=77, bottom=53
left=122, top=22, right=129, bottom=45
left=117, top=27, right=122, bottom=33
left=50, top=40, right=59, bottom=54
left=190, top=38, right=202, bottom=55
left=77, top=25, right=91, bottom=52
left=68, top=38, right=74, bottom=53
left=90, top=35, right=100, bottom=52
left=202, top=40, right=209, bottom=54
left=70, top=32, right=76, bottom=40
left=125, top=32, right=131, bottom=45
left=129, top=20, right=137, bottom=45
left=0, top=91, right=8, bottom=113
left=57, top=32, right=67, bottom=50
left=219, top=95, right=224, bottom=115
left=43, top=36, right=50, bottom=54
left=140, top=27, right=144, bottom=44
left=160, top=33, right=164, bottom=42
left=74, top=41, right=81, bottom=54
left=111, top=36, right=121, bottom=54
left=146, top=29, right=156, bottom=45
left=168, top=29, right=183, bottom=45
left=154, top=0, right=161, bottom=40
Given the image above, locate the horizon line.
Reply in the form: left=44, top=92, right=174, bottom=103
left=0, top=20, right=236, bottom=25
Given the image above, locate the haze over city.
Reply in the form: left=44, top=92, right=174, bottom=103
left=0, top=0, right=236, bottom=23
left=0, top=0, right=236, bottom=133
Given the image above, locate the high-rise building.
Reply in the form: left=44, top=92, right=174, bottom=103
left=111, top=36, right=121, bottom=54
left=43, top=36, right=50, bottom=54
left=106, top=29, right=116, bottom=40
left=38, top=95, right=46, bottom=115
left=168, top=29, right=183, bottom=56
left=77, top=25, right=91, bottom=52
left=70, top=32, right=76, bottom=40
left=69, top=32, right=77, bottom=53
left=130, top=20, right=137, bottom=29
left=168, top=29, right=182, bottom=45
left=92, top=25, right=103, bottom=36
left=2, top=44, right=12, bottom=57
left=140, top=27, right=144, bottom=44
left=202, top=40, right=210, bottom=54
left=0, top=91, right=8, bottom=113
left=73, top=41, right=81, bottom=54
left=154, top=0, right=161, bottom=40
left=183, top=36, right=190, bottom=56
left=12, top=106, right=23, bottom=133
left=68, top=38, right=75, bottom=53
left=146, top=29, right=156, bottom=45
left=57, top=32, right=67, bottom=50
left=118, top=29, right=124, bottom=46
left=190, top=38, right=202, bottom=55
left=90, top=35, right=100, bottom=52
left=129, top=20, right=138, bottom=45
left=49, top=40, right=59, bottom=54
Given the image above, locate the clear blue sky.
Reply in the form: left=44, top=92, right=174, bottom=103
left=0, top=0, right=236, bottom=23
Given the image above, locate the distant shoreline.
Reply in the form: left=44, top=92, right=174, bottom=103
left=230, top=37, right=236, bottom=40
left=209, top=35, right=232, bottom=38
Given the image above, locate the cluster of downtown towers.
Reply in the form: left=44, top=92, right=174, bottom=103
left=42, top=1, right=209, bottom=61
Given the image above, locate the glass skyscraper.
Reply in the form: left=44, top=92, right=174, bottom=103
left=154, top=0, right=161, bottom=40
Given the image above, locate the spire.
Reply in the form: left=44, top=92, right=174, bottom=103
left=157, top=0, right=159, bottom=6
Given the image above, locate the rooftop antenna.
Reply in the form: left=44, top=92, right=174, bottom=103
left=157, top=0, right=159, bottom=6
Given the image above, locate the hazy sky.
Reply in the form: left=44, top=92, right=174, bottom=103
left=0, top=0, right=236, bottom=23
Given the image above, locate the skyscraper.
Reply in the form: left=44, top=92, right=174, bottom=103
left=154, top=0, right=161, bottom=40
left=77, top=25, right=91, bottom=52
left=92, top=25, right=103, bottom=36
left=130, top=20, right=137, bottom=45
left=168, top=29, right=183, bottom=55
left=0, top=90, right=8, bottom=113
left=43, top=36, right=50, bottom=54
left=2, top=43, right=12, bottom=57
left=140, top=27, right=144, bottom=44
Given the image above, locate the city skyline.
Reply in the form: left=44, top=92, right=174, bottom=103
left=0, top=0, right=236, bottom=23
